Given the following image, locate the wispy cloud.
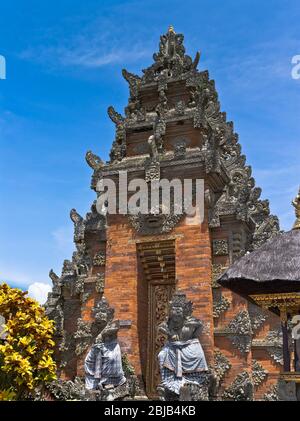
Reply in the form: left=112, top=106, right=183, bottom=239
left=19, top=16, right=152, bottom=70
left=52, top=225, right=74, bottom=254
left=20, top=43, right=150, bottom=69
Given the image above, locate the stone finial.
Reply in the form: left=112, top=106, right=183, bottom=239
left=168, top=25, right=175, bottom=34
left=292, top=187, right=300, bottom=230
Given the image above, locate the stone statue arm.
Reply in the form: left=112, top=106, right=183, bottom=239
left=158, top=321, right=170, bottom=337
left=184, top=317, right=203, bottom=338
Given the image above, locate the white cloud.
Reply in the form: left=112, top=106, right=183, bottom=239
left=28, top=282, right=52, bottom=305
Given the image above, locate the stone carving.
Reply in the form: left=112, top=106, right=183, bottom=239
left=128, top=210, right=184, bottom=236
left=74, top=277, right=85, bottom=295
left=93, top=297, right=115, bottom=329
left=213, top=294, right=231, bottom=319
left=95, top=273, right=105, bottom=294
left=211, top=264, right=227, bottom=288
left=45, top=270, right=64, bottom=337
left=85, top=201, right=106, bottom=232
left=212, top=239, right=229, bottom=256
left=72, top=243, right=91, bottom=277
left=74, top=318, right=93, bottom=356
left=226, top=310, right=253, bottom=354
left=214, top=350, right=232, bottom=385
left=174, top=139, right=187, bottom=158
left=122, top=68, right=141, bottom=103
left=157, top=292, right=209, bottom=401
left=265, top=329, right=284, bottom=366
left=145, top=159, right=160, bottom=182
left=46, top=377, right=87, bottom=401
left=142, top=26, right=200, bottom=83
left=84, top=299, right=127, bottom=400
left=107, top=106, right=126, bottom=163
left=222, top=371, right=254, bottom=401
left=174, top=100, right=186, bottom=116
left=93, top=251, right=106, bottom=266
left=252, top=360, right=268, bottom=387
left=278, top=380, right=298, bottom=401
left=264, top=384, right=279, bottom=401
left=152, top=111, right=166, bottom=154
left=249, top=303, right=268, bottom=332
left=70, top=209, right=85, bottom=244
left=74, top=319, right=92, bottom=339
left=61, top=259, right=76, bottom=278
left=85, top=151, right=104, bottom=170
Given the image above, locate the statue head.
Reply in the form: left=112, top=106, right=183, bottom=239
left=96, top=320, right=120, bottom=344
left=168, top=292, right=193, bottom=325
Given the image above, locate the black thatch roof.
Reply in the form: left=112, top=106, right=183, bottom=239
left=219, top=229, right=300, bottom=296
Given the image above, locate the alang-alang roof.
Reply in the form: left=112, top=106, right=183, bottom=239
left=219, top=189, right=300, bottom=296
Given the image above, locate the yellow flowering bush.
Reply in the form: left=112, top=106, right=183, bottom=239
left=0, top=283, right=57, bottom=400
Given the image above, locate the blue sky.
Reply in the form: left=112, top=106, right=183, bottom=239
left=0, top=0, right=300, bottom=296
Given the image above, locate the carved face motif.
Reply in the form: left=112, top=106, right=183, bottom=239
left=170, top=306, right=184, bottom=324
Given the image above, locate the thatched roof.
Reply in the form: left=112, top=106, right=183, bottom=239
left=219, top=229, right=300, bottom=296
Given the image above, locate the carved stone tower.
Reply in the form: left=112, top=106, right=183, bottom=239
left=46, top=27, right=283, bottom=400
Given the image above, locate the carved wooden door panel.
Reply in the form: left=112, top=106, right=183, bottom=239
left=146, top=282, right=175, bottom=397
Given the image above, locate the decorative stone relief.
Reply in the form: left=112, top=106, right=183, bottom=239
left=212, top=239, right=229, bottom=256
left=211, top=264, right=227, bottom=288
left=74, top=277, right=85, bottom=296
left=249, top=303, right=268, bottom=332
left=95, top=273, right=105, bottom=294
left=252, top=360, right=268, bottom=387
left=128, top=211, right=184, bottom=236
left=85, top=151, right=104, bottom=170
left=174, top=139, right=187, bottom=158
left=213, top=294, right=231, bottom=319
left=264, top=384, right=279, bottom=401
left=226, top=310, right=253, bottom=354
left=70, top=209, right=86, bottom=244
left=222, top=371, right=254, bottom=401
left=93, top=252, right=106, bottom=266
left=74, top=319, right=92, bottom=340
left=145, top=160, right=160, bottom=183
left=46, top=377, right=87, bottom=401
left=214, top=350, right=232, bottom=384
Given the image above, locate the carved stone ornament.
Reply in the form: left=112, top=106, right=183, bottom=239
left=248, top=303, right=268, bottom=332
left=225, top=310, right=253, bottom=354
left=174, top=139, right=187, bottom=158
left=211, top=264, right=227, bottom=288
left=252, top=360, right=268, bottom=387
left=212, top=239, right=229, bottom=256
left=93, top=251, right=106, bottom=266
left=84, top=297, right=134, bottom=401
left=263, top=384, right=279, bottom=401
left=95, top=273, right=105, bottom=294
left=46, top=378, right=87, bottom=401
left=214, top=350, right=232, bottom=385
left=213, top=294, right=231, bottom=319
left=128, top=208, right=184, bottom=236
left=157, top=292, right=210, bottom=401
left=222, top=371, right=254, bottom=401
left=70, top=209, right=86, bottom=244
left=145, top=160, right=160, bottom=183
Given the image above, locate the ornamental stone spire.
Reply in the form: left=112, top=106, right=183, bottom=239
left=292, top=187, right=300, bottom=230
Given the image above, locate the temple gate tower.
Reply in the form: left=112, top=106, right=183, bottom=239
left=46, top=27, right=283, bottom=400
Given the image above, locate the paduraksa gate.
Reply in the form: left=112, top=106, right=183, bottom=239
left=46, top=27, right=285, bottom=400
